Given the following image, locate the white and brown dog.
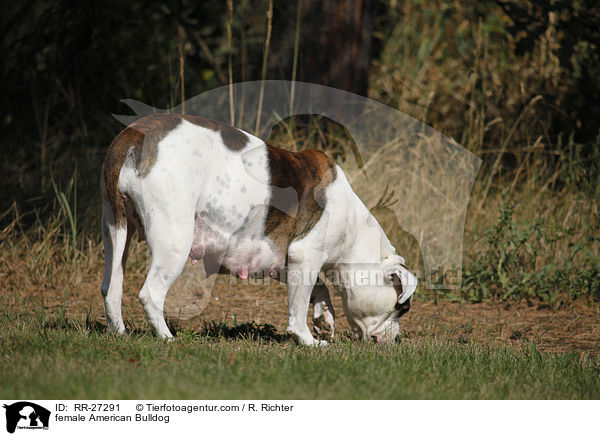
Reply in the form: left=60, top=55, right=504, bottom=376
left=101, top=114, right=417, bottom=345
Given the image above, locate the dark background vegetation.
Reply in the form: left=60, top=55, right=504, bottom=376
left=1, top=0, right=599, bottom=305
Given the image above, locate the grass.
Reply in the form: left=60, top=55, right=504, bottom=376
left=0, top=315, right=598, bottom=400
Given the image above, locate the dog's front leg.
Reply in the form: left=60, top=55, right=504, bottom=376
left=285, top=247, right=327, bottom=346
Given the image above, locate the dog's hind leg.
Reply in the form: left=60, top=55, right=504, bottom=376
left=311, top=282, right=335, bottom=339
left=138, top=208, right=194, bottom=339
left=100, top=172, right=130, bottom=334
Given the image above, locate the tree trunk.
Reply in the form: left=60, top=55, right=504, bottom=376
left=299, top=0, right=377, bottom=96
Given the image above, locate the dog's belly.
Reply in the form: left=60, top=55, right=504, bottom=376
left=190, top=206, right=285, bottom=279
left=190, top=224, right=285, bottom=279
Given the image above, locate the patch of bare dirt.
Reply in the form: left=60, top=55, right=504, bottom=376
left=5, top=261, right=599, bottom=357
left=400, top=299, right=600, bottom=356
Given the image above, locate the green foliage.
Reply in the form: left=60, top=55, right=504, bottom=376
left=497, top=0, right=600, bottom=144
left=463, top=205, right=600, bottom=303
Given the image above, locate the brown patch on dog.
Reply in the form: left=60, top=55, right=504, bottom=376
left=124, top=195, right=146, bottom=241
left=264, top=146, right=337, bottom=257
left=104, top=113, right=248, bottom=224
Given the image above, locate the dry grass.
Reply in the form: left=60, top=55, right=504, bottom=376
left=1, top=228, right=599, bottom=358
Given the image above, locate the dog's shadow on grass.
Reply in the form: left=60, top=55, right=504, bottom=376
left=173, top=320, right=288, bottom=343
left=36, top=317, right=287, bottom=343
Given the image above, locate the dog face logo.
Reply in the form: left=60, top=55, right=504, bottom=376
left=3, top=402, right=50, bottom=433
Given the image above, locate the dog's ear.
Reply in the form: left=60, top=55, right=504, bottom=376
left=382, top=255, right=417, bottom=304
left=392, top=266, right=417, bottom=304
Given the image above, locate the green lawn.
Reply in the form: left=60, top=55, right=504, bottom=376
left=1, top=316, right=598, bottom=399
